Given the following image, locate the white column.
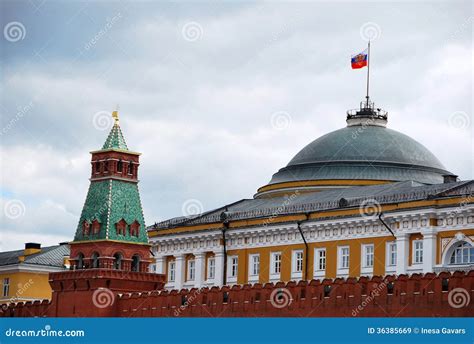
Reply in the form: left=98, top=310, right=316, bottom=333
left=194, top=252, right=206, bottom=288
left=155, top=256, right=165, bottom=274
left=396, top=233, right=409, bottom=275
left=422, top=228, right=437, bottom=273
left=174, top=254, right=185, bottom=290
left=214, top=250, right=225, bottom=287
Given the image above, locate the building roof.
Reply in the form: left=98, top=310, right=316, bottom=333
left=149, top=180, right=474, bottom=231
left=0, top=244, right=69, bottom=268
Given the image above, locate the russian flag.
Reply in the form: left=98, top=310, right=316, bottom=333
left=351, top=49, right=368, bottom=69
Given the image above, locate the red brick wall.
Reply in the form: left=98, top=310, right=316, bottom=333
left=1, top=271, right=472, bottom=317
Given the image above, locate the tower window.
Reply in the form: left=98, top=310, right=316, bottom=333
left=91, top=220, right=101, bottom=235
left=91, top=252, right=100, bottom=268
left=115, top=219, right=127, bottom=236
left=129, top=221, right=140, bottom=237
left=132, top=254, right=140, bottom=272
left=113, top=253, right=122, bottom=270
left=77, top=253, right=85, bottom=269
left=95, top=161, right=100, bottom=173
left=117, top=160, right=123, bottom=173
left=103, top=161, right=109, bottom=173
left=127, top=161, right=133, bottom=175
left=82, top=221, right=90, bottom=236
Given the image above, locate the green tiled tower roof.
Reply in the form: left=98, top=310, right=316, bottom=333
left=74, top=180, right=148, bottom=243
left=101, top=111, right=129, bottom=150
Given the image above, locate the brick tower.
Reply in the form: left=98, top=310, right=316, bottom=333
left=48, top=111, right=165, bottom=317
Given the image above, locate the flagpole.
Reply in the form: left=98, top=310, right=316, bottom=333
left=366, top=40, right=371, bottom=106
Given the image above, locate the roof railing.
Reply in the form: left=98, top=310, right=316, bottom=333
left=346, top=99, right=388, bottom=120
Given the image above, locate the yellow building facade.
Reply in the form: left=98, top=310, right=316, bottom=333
left=0, top=243, right=68, bottom=303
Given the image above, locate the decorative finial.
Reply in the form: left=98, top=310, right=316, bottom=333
left=112, top=105, right=120, bottom=124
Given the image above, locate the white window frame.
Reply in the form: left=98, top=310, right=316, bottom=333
left=337, top=246, right=350, bottom=276
left=314, top=248, right=326, bottom=278
left=413, top=240, right=423, bottom=264
left=449, top=242, right=474, bottom=265
left=361, top=244, right=374, bottom=276
left=187, top=259, right=195, bottom=281
left=270, top=252, right=282, bottom=281
left=207, top=257, right=215, bottom=280
left=248, top=254, right=260, bottom=283
left=291, top=250, right=304, bottom=280
left=386, top=242, right=397, bottom=272
left=168, top=261, right=176, bottom=283
left=227, top=256, right=238, bottom=283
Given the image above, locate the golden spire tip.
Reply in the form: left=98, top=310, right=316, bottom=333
left=112, top=109, right=119, bottom=124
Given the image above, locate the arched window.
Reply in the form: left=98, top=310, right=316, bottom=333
left=113, top=253, right=123, bottom=270
left=91, top=252, right=100, bottom=268
left=127, top=161, right=133, bottom=175
left=131, top=254, right=140, bottom=272
left=117, top=160, right=123, bottom=173
left=77, top=253, right=85, bottom=269
left=449, top=242, right=474, bottom=265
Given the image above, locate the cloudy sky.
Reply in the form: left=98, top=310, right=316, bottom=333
left=0, top=0, right=472, bottom=250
